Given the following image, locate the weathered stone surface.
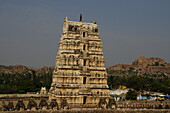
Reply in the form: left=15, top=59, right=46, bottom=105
left=15, top=100, right=25, bottom=111
left=0, top=109, right=170, bottom=113
left=49, top=17, right=110, bottom=106
left=27, top=100, right=37, bottom=110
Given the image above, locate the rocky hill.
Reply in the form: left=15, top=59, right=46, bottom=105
left=108, top=56, right=170, bottom=77
left=0, top=65, right=31, bottom=74
left=0, top=59, right=169, bottom=94
left=1, top=56, right=170, bottom=77
left=0, top=65, right=54, bottom=75
left=0, top=65, right=54, bottom=94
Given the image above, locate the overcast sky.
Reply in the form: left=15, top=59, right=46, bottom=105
left=0, top=0, right=170, bottom=68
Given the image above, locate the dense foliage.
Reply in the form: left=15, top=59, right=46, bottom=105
left=126, top=89, right=137, bottom=100
left=0, top=65, right=170, bottom=95
left=0, top=70, right=52, bottom=94
left=108, top=74, right=170, bottom=94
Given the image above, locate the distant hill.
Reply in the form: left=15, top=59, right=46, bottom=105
left=0, top=57, right=170, bottom=94
left=0, top=65, right=54, bottom=94
left=107, top=56, right=170, bottom=77
left=0, top=65, right=54, bottom=75
left=1, top=56, right=170, bottom=77
left=107, top=56, right=170, bottom=94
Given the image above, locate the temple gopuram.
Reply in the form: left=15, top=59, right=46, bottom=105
left=49, top=15, right=114, bottom=109
left=0, top=16, right=170, bottom=112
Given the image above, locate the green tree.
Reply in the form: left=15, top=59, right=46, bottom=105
left=126, top=89, right=137, bottom=100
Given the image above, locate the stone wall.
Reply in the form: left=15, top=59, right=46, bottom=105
left=0, top=109, right=170, bottom=113
left=0, top=94, right=49, bottom=111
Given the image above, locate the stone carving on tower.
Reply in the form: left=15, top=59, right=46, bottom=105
left=50, top=16, right=111, bottom=107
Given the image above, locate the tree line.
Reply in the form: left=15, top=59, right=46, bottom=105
left=0, top=69, right=169, bottom=94
left=108, top=71, right=170, bottom=94
left=0, top=70, right=52, bottom=94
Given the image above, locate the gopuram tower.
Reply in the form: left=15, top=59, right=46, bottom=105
left=50, top=15, right=114, bottom=109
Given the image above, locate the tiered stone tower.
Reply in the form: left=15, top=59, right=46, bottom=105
left=50, top=16, right=111, bottom=107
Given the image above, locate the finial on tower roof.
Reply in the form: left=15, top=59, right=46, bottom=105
left=93, top=20, right=97, bottom=24
left=80, top=14, right=82, bottom=22
left=64, top=17, right=68, bottom=22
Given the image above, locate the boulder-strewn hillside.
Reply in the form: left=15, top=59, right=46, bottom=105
left=0, top=65, right=31, bottom=74
left=108, top=56, right=170, bottom=77
left=0, top=65, right=54, bottom=74
left=0, top=65, right=54, bottom=94
left=107, top=57, right=170, bottom=94
left=0, top=56, right=170, bottom=94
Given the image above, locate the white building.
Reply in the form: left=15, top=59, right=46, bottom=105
left=110, top=89, right=129, bottom=101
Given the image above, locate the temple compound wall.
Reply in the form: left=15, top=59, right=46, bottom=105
left=0, top=94, right=50, bottom=111
left=49, top=16, right=112, bottom=108
left=0, top=109, right=170, bottom=113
